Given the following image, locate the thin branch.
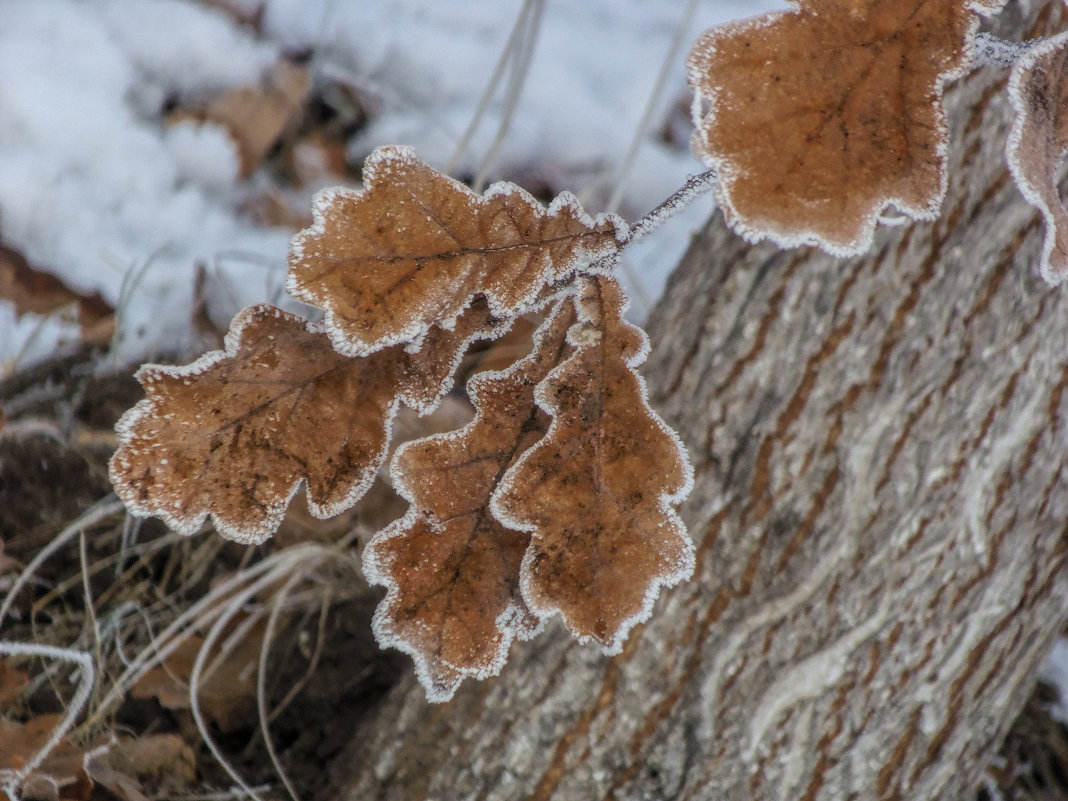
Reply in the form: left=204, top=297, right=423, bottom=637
left=623, top=169, right=718, bottom=247
left=447, top=0, right=535, bottom=176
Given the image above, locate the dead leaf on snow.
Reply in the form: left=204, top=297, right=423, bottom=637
left=205, top=60, right=310, bottom=175
left=0, top=244, right=114, bottom=345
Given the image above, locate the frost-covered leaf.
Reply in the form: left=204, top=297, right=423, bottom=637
left=364, top=300, right=574, bottom=701
left=687, top=0, right=1005, bottom=256
left=492, top=276, right=694, bottom=654
left=287, top=145, right=626, bottom=357
left=1007, top=29, right=1068, bottom=285
left=110, top=302, right=498, bottom=543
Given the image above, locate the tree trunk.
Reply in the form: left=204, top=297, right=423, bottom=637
left=333, top=2, right=1068, bottom=799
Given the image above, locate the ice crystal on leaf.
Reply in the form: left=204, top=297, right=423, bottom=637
left=287, top=145, right=626, bottom=357
left=1007, top=29, right=1068, bottom=285
left=687, top=0, right=1007, bottom=256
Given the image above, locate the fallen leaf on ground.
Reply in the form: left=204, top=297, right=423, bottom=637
left=0, top=714, right=93, bottom=801
left=0, top=244, right=114, bottom=344
left=0, top=539, right=20, bottom=577
left=205, top=60, right=310, bottom=175
left=131, top=617, right=267, bottom=733
left=0, top=658, right=29, bottom=708
left=86, top=734, right=195, bottom=801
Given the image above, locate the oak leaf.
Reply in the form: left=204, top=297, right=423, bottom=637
left=687, top=0, right=1006, bottom=256
left=364, top=300, right=574, bottom=701
left=110, top=301, right=499, bottom=543
left=492, top=276, right=694, bottom=653
left=287, top=145, right=626, bottom=357
left=1007, top=29, right=1068, bottom=285
left=85, top=735, right=195, bottom=801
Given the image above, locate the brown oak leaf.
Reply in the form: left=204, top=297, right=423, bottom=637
left=687, top=0, right=1006, bottom=256
left=110, top=301, right=499, bottom=543
left=1007, top=29, right=1068, bottom=285
left=286, top=145, right=626, bottom=357
left=364, top=299, right=574, bottom=701
left=492, top=276, right=694, bottom=653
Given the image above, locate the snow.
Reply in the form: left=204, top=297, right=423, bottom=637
left=1041, top=638, right=1068, bottom=725
left=0, top=0, right=785, bottom=372
left=0, top=0, right=291, bottom=367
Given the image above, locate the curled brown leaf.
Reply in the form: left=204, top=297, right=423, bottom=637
left=365, top=300, right=574, bottom=701
left=492, top=276, right=694, bottom=653
left=687, top=0, right=1005, bottom=255
left=287, top=145, right=625, bottom=357
left=1007, top=29, right=1068, bottom=285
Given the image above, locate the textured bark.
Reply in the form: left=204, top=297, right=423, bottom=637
left=334, top=3, right=1068, bottom=799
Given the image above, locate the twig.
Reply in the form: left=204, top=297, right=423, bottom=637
left=473, top=0, right=545, bottom=191
left=257, top=571, right=307, bottom=801
left=623, top=168, right=718, bottom=247
left=447, top=0, right=535, bottom=176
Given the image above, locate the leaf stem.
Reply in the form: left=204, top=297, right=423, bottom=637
left=623, top=169, right=718, bottom=247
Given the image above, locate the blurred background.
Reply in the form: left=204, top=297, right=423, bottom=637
left=0, top=0, right=782, bottom=374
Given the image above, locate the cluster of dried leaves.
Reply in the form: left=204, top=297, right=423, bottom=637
left=687, top=0, right=1068, bottom=282
left=0, top=658, right=195, bottom=801
left=110, top=146, right=696, bottom=700
left=108, top=0, right=1068, bottom=702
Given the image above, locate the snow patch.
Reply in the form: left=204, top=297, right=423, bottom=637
left=1041, top=638, right=1068, bottom=725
